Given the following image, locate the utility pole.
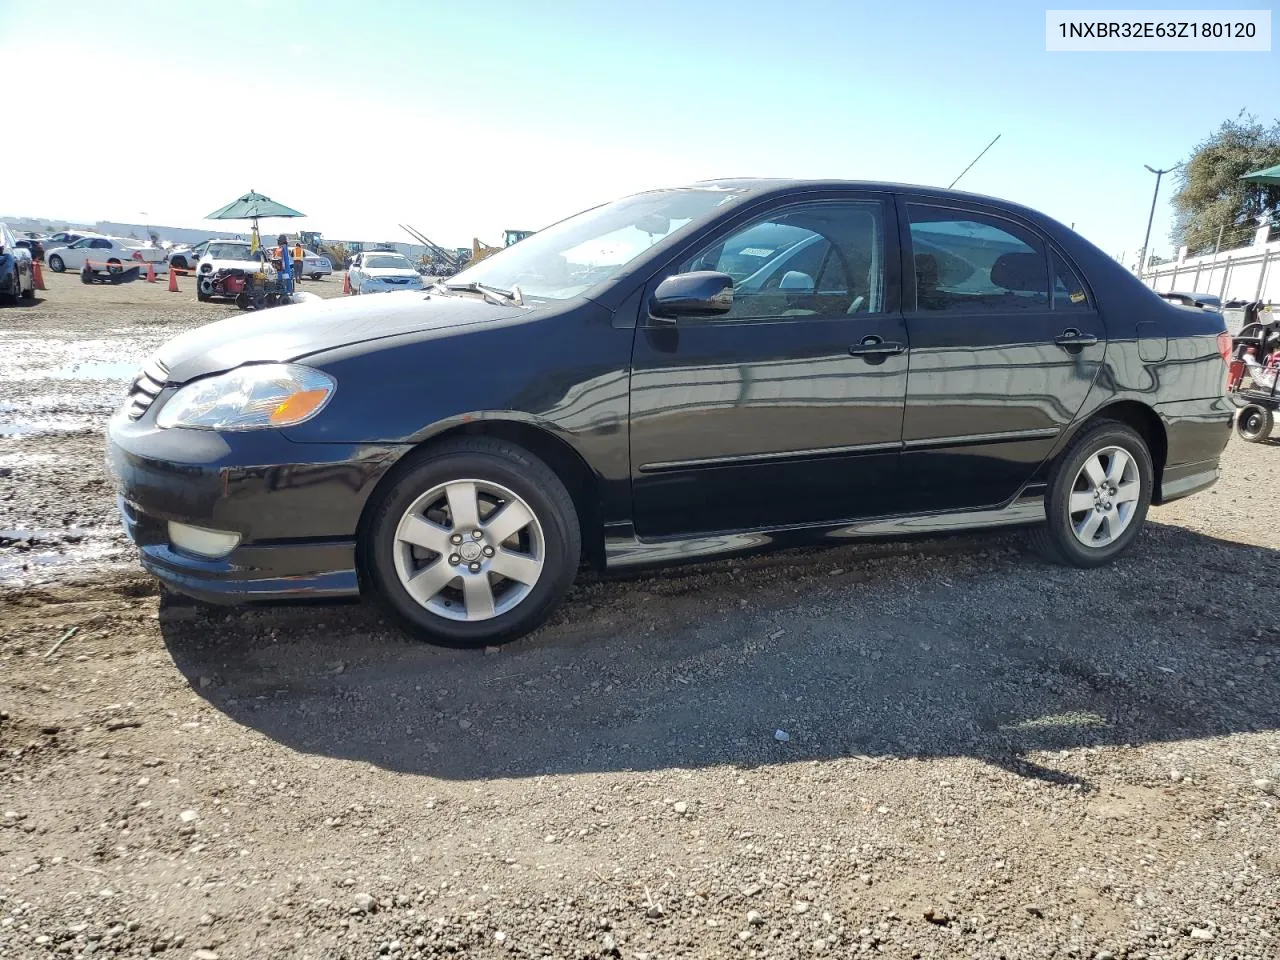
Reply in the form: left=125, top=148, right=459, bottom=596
left=1138, top=163, right=1180, bottom=278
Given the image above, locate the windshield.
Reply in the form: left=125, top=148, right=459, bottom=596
left=207, top=243, right=255, bottom=260
left=364, top=254, right=412, bottom=269
left=448, top=187, right=746, bottom=300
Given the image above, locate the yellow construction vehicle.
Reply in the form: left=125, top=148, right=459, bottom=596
left=470, top=238, right=500, bottom=264
left=469, top=229, right=534, bottom=265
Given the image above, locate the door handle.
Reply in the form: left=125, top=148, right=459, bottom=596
left=1054, top=328, right=1099, bottom=348
left=849, top=336, right=906, bottom=357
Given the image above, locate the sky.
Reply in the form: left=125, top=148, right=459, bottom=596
left=0, top=0, right=1275, bottom=260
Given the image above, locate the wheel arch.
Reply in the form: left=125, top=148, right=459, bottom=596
left=355, top=416, right=605, bottom=572
left=1058, top=400, right=1169, bottom=502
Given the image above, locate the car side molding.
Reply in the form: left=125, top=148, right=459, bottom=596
left=603, top=491, right=1047, bottom=569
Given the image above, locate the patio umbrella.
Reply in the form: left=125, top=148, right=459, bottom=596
left=205, top=190, right=305, bottom=255
left=1239, top=163, right=1280, bottom=186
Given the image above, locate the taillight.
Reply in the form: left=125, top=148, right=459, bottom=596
left=1217, top=331, right=1232, bottom=363
left=132, top=250, right=144, bottom=262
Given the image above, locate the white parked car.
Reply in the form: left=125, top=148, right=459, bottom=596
left=348, top=251, right=424, bottom=294
left=301, top=248, right=332, bottom=280
left=167, top=241, right=211, bottom=272
left=195, top=240, right=274, bottom=301
left=45, top=236, right=167, bottom=274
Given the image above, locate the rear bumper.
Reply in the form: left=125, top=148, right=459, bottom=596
left=107, top=406, right=406, bottom=602
left=1158, top=458, right=1220, bottom=504
left=1155, top=395, right=1232, bottom=504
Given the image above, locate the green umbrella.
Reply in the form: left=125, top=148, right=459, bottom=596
left=205, top=190, right=305, bottom=220
left=205, top=190, right=305, bottom=259
left=1239, top=164, right=1280, bottom=186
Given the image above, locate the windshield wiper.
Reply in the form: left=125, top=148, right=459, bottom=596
left=444, top=281, right=521, bottom=306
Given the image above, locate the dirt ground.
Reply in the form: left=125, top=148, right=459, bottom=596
left=1, top=272, right=1277, bottom=960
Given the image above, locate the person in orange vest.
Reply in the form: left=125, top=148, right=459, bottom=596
left=292, top=240, right=305, bottom=284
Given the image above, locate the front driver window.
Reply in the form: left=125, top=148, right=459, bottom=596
left=676, top=200, right=884, bottom=321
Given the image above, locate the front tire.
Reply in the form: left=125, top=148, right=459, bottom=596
left=1030, top=420, right=1153, bottom=568
left=363, top=438, right=581, bottom=647
left=48, top=254, right=64, bottom=273
left=1236, top=404, right=1273, bottom=443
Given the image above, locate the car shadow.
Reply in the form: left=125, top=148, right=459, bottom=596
left=5, top=295, right=46, bottom=307
left=159, top=522, right=1280, bottom=791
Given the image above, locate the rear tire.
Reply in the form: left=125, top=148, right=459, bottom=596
left=1029, top=420, right=1153, bottom=568
left=1236, top=404, right=1273, bottom=443
left=363, top=438, right=581, bottom=647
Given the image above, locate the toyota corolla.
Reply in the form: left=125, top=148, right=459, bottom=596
left=107, top=179, right=1232, bottom=646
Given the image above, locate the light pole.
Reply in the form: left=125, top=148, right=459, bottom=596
left=1138, top=163, right=1180, bottom=278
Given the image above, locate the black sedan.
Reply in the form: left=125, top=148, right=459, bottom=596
left=1, top=222, right=36, bottom=303
left=107, top=179, right=1232, bottom=645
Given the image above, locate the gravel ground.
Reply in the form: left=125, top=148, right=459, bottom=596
left=1, top=276, right=1278, bottom=960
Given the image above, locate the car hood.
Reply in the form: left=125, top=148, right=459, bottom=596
left=153, top=290, right=523, bottom=384
left=200, top=257, right=269, bottom=273
left=363, top=267, right=421, bottom=279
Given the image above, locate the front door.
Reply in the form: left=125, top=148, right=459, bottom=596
left=629, top=196, right=910, bottom=538
left=897, top=198, right=1107, bottom=512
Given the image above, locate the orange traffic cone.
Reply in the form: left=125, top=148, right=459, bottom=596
left=146, top=261, right=156, bottom=283
left=32, top=259, right=46, bottom=290
left=342, top=270, right=351, bottom=295
left=168, top=264, right=180, bottom=293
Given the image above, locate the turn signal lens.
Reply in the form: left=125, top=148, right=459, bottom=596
left=270, top=388, right=330, bottom=425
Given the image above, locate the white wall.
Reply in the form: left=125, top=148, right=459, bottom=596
left=1142, top=233, right=1280, bottom=305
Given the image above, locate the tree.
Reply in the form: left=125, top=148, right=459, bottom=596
left=1171, top=112, right=1280, bottom=254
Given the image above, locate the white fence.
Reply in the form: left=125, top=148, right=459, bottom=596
left=1141, top=222, right=1280, bottom=306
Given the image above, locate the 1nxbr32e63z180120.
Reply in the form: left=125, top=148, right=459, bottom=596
left=106, top=179, right=1233, bottom=646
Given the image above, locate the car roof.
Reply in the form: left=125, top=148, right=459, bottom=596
left=661, top=178, right=1067, bottom=225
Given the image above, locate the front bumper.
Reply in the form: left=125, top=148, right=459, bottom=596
left=107, top=405, right=406, bottom=603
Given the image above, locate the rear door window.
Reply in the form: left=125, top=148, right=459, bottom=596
left=906, top=204, right=1049, bottom=313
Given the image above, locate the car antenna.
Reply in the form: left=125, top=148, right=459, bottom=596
left=948, top=134, right=1001, bottom=189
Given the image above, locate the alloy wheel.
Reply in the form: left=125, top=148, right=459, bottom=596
left=1067, top=445, right=1141, bottom=548
left=392, top=479, right=545, bottom=622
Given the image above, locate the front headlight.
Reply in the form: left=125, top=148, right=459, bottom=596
left=156, top=363, right=335, bottom=431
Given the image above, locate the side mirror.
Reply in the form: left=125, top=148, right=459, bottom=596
left=650, top=271, right=735, bottom=321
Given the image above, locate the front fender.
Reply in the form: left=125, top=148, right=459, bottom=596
left=282, top=300, right=635, bottom=513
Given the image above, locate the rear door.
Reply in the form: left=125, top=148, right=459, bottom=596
left=897, top=197, right=1106, bottom=511
left=63, top=237, right=95, bottom=268
left=630, top=194, right=910, bottom=537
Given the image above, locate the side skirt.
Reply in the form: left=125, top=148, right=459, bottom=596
left=604, top=492, right=1047, bottom=570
